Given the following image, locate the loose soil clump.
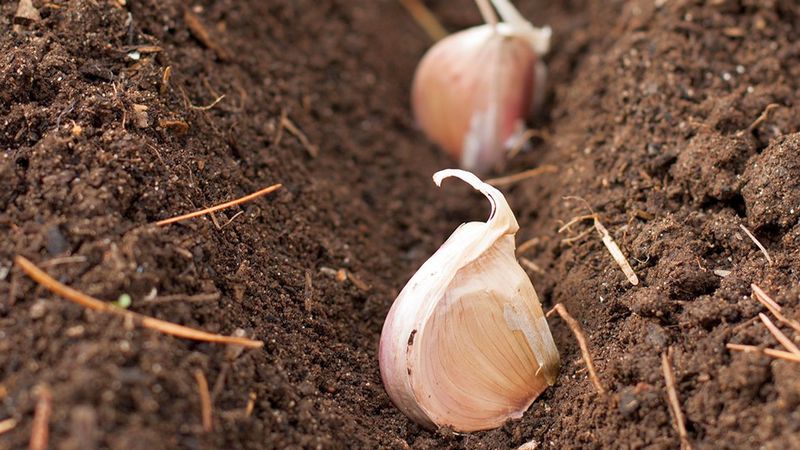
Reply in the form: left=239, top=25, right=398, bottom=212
left=1, top=0, right=799, bottom=448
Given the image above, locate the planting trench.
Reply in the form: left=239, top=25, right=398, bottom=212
left=2, top=0, right=800, bottom=448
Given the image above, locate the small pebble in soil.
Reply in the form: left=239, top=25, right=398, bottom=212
left=65, top=325, right=85, bottom=337
left=45, top=225, right=69, bottom=255
left=30, top=299, right=48, bottom=319
left=617, top=387, right=640, bottom=417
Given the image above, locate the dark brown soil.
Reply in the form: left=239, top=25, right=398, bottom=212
left=2, top=0, right=800, bottom=448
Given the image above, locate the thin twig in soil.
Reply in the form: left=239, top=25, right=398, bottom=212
left=155, top=183, right=281, bottom=226
left=519, top=257, right=544, bottom=274
left=739, top=224, right=772, bottom=265
left=557, top=214, right=596, bottom=234
left=29, top=384, right=52, bottom=450
left=40, top=255, right=87, bottom=268
left=14, top=256, right=263, bottom=348
left=161, top=65, right=172, bottom=95
left=220, top=210, right=245, bottom=229
left=727, top=343, right=800, bottom=364
left=560, top=226, right=593, bottom=245
left=184, top=9, right=231, bottom=60
left=194, top=369, right=213, bottom=433
left=751, top=284, right=800, bottom=334
left=747, top=103, right=781, bottom=132
left=398, top=0, right=448, bottom=41
left=55, top=99, right=76, bottom=130
left=486, top=165, right=559, bottom=187
left=190, top=94, right=226, bottom=111
left=281, top=115, right=319, bottom=158
left=345, top=270, right=371, bottom=292
left=208, top=210, right=223, bottom=230
left=144, top=143, right=168, bottom=169
left=661, top=349, right=691, bottom=450
left=122, top=45, right=163, bottom=54
left=546, top=303, right=606, bottom=395
left=0, top=418, right=17, bottom=435
left=558, top=207, right=639, bottom=285
left=273, top=109, right=287, bottom=147
left=516, top=237, right=540, bottom=256
left=112, top=82, right=128, bottom=129
left=758, top=313, right=800, bottom=356
left=751, top=283, right=782, bottom=314
left=245, top=391, right=257, bottom=417
left=595, top=219, right=639, bottom=285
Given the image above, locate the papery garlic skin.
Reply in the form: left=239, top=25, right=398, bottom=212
left=411, top=0, right=551, bottom=173
left=379, top=169, right=559, bottom=432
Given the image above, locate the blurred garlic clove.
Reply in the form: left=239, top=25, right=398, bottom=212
left=379, top=169, right=559, bottom=432
left=411, top=0, right=550, bottom=173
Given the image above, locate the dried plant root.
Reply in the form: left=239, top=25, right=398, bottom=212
left=0, top=418, right=17, bottom=435
left=156, top=183, right=281, bottom=226
left=29, top=385, right=52, bottom=450
left=758, top=313, right=800, bottom=356
left=751, top=284, right=800, bottom=334
left=547, top=303, right=606, bottom=395
left=751, top=284, right=782, bottom=314
left=15, top=256, right=263, bottom=348
left=515, top=237, right=540, bottom=255
left=727, top=343, right=800, bottom=364
left=739, top=224, right=772, bottom=265
left=398, top=0, right=448, bottom=42
left=662, top=349, right=691, bottom=450
left=194, top=369, right=213, bottom=432
left=558, top=210, right=639, bottom=285
left=594, top=220, right=639, bottom=285
left=746, top=103, right=781, bottom=132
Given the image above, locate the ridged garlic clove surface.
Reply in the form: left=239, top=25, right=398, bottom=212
left=379, top=169, right=559, bottom=432
left=411, top=0, right=550, bottom=173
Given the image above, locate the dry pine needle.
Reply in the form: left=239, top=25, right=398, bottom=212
left=15, top=256, right=263, bottom=348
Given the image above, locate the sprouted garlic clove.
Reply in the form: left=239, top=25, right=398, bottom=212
left=379, top=169, right=560, bottom=432
left=411, top=0, right=550, bottom=173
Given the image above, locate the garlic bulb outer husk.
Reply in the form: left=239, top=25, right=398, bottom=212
left=379, top=169, right=560, bottom=432
left=411, top=0, right=550, bottom=173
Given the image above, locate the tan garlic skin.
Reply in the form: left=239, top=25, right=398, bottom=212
left=379, top=170, right=559, bottom=432
left=412, top=25, right=538, bottom=173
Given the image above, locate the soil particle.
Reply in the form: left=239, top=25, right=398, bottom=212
left=671, top=130, right=756, bottom=205
left=742, top=133, right=800, bottom=230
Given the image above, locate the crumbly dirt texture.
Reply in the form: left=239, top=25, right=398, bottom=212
left=2, top=0, right=799, bottom=448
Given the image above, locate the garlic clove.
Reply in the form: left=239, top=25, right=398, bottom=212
left=379, top=169, right=559, bottom=432
left=411, top=0, right=550, bottom=173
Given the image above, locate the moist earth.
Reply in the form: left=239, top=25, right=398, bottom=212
left=1, top=0, right=799, bottom=449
